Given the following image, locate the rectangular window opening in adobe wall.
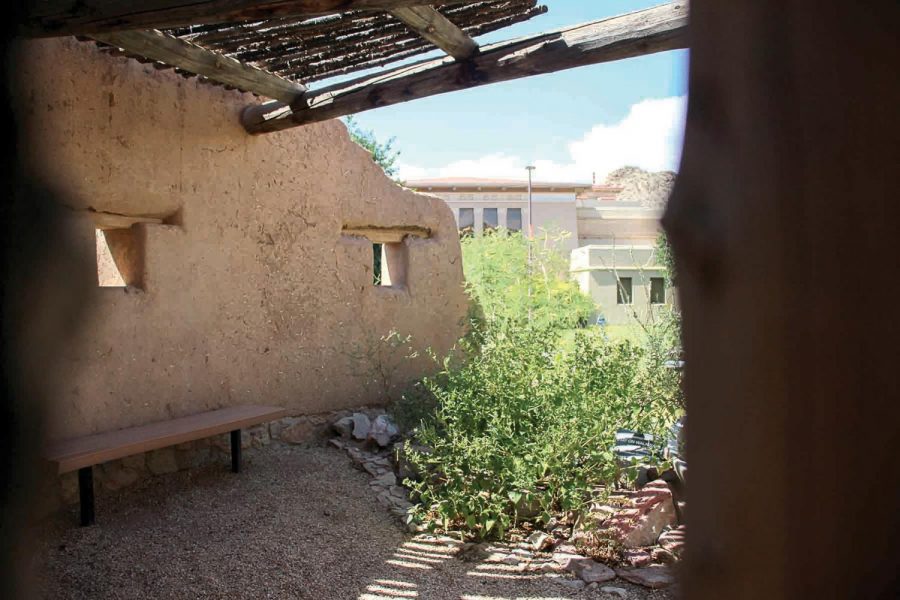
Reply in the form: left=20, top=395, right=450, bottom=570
left=95, top=227, right=144, bottom=289
left=373, top=241, right=407, bottom=288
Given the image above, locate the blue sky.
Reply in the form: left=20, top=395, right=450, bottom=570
left=342, top=1, right=689, bottom=183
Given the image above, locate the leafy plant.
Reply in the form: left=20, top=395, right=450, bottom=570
left=345, top=116, right=401, bottom=180
left=460, top=230, right=594, bottom=331
left=394, top=233, right=683, bottom=539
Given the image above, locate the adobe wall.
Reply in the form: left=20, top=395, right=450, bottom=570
left=15, top=37, right=469, bottom=441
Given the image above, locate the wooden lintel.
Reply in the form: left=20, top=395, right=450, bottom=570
left=389, top=6, right=478, bottom=60
left=22, top=0, right=477, bottom=37
left=242, top=2, right=689, bottom=134
left=342, top=225, right=431, bottom=244
left=90, top=30, right=307, bottom=104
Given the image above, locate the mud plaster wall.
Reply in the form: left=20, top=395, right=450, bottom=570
left=16, top=37, right=469, bottom=441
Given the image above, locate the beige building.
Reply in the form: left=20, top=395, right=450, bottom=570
left=406, top=177, right=590, bottom=253
left=407, top=177, right=671, bottom=325
left=570, top=245, right=671, bottom=326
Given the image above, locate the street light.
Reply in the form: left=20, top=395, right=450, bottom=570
left=525, top=165, right=535, bottom=322
left=525, top=165, right=535, bottom=240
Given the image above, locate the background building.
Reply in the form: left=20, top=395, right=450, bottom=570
left=407, top=169, right=674, bottom=325
left=406, top=177, right=589, bottom=253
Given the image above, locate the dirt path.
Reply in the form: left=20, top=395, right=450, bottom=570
left=33, top=445, right=675, bottom=599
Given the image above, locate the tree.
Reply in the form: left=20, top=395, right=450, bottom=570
left=344, top=116, right=401, bottom=180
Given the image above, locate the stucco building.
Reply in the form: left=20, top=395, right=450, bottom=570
left=406, top=177, right=590, bottom=253
left=19, top=37, right=470, bottom=443
left=407, top=177, right=672, bottom=325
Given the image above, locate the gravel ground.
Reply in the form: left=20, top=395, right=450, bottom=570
left=33, top=444, right=676, bottom=600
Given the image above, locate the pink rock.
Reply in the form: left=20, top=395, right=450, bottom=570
left=658, top=525, right=686, bottom=555
left=615, top=565, right=675, bottom=589
left=604, top=482, right=677, bottom=548
left=623, top=549, right=653, bottom=567
left=567, top=557, right=616, bottom=583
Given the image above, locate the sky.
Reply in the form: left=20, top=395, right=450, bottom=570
left=339, top=1, right=690, bottom=184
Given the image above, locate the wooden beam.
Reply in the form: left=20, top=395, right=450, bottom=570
left=342, top=225, right=431, bottom=243
left=242, top=2, right=689, bottom=134
left=90, top=29, right=307, bottom=104
left=389, top=6, right=478, bottom=60
left=22, top=0, right=477, bottom=37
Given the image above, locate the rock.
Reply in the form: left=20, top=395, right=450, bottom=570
left=605, top=481, right=677, bottom=548
left=329, top=438, right=346, bottom=450
left=558, top=579, right=586, bottom=590
left=651, top=548, right=676, bottom=564
left=362, top=461, right=383, bottom=477
left=615, top=565, right=675, bottom=589
left=600, top=586, right=629, bottom=599
left=388, top=485, right=408, bottom=499
left=120, top=453, right=146, bottom=471
left=99, top=462, right=140, bottom=491
left=368, top=414, right=399, bottom=447
left=333, top=416, right=355, bottom=438
left=372, top=471, right=397, bottom=487
left=526, top=531, right=553, bottom=551
left=246, top=424, right=272, bottom=448
left=568, top=557, right=616, bottom=583
left=351, top=413, right=371, bottom=440
left=623, top=549, right=653, bottom=568
left=658, top=525, right=686, bottom=556
left=278, top=420, right=315, bottom=444
left=146, top=448, right=179, bottom=475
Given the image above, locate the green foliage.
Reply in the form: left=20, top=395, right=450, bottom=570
left=345, top=116, right=400, bottom=180
left=460, top=230, right=594, bottom=331
left=404, top=326, right=683, bottom=538
left=395, top=233, right=683, bottom=539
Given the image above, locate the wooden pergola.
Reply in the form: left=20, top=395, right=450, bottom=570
left=20, top=1, right=688, bottom=134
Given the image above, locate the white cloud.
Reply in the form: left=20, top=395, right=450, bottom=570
left=398, top=96, right=687, bottom=183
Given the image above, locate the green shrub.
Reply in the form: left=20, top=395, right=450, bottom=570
left=395, top=232, right=683, bottom=539
left=461, top=230, right=594, bottom=331
left=404, top=325, right=682, bottom=538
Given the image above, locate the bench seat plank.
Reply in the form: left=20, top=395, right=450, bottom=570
left=44, top=405, right=288, bottom=474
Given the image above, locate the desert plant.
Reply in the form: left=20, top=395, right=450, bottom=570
left=394, top=233, right=682, bottom=538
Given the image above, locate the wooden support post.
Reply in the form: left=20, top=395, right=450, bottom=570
left=389, top=6, right=478, bottom=60
left=242, top=2, right=688, bottom=133
left=667, top=1, right=900, bottom=598
left=90, top=30, right=307, bottom=104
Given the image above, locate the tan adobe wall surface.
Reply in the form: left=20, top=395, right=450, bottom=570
left=16, top=37, right=468, bottom=441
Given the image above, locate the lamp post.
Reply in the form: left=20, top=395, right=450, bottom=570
left=525, top=165, right=535, bottom=322
left=526, top=165, right=535, bottom=240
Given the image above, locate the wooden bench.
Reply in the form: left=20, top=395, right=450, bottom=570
left=43, top=405, right=288, bottom=526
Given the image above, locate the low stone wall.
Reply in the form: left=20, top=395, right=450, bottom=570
left=42, top=407, right=390, bottom=517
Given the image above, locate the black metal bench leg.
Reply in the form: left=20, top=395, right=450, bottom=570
left=230, top=429, right=241, bottom=473
left=78, top=466, right=95, bottom=526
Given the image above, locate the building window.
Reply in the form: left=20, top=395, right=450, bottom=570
left=458, top=208, right=474, bottom=236
left=507, top=208, right=522, bottom=232
left=616, top=277, right=633, bottom=305
left=483, top=208, right=498, bottom=233
left=650, top=277, right=666, bottom=304
left=373, top=242, right=407, bottom=288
